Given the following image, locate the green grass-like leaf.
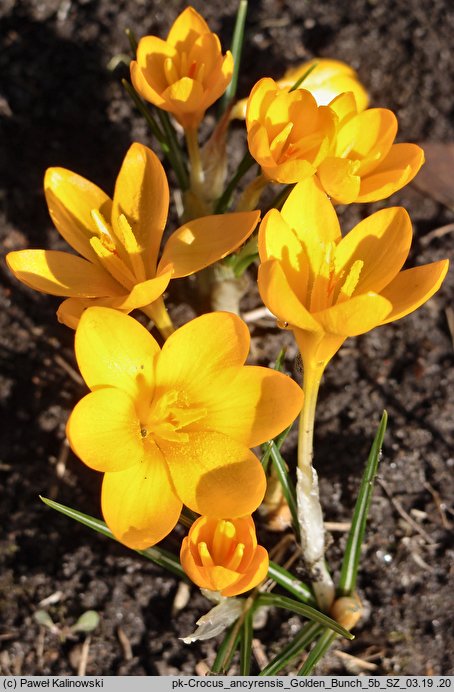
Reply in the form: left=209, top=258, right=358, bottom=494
left=214, top=151, right=256, bottom=214
left=239, top=608, right=253, bottom=675
left=288, top=62, right=319, bottom=92
left=40, top=496, right=187, bottom=580
left=297, top=628, right=337, bottom=675
left=219, top=0, right=248, bottom=116
left=262, top=441, right=300, bottom=540
left=338, top=410, right=388, bottom=595
left=259, top=621, right=322, bottom=676
left=267, top=562, right=315, bottom=607
left=210, top=623, right=241, bottom=674
left=256, top=593, right=354, bottom=640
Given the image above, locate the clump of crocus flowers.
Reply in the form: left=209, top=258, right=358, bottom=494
left=7, top=3, right=449, bottom=674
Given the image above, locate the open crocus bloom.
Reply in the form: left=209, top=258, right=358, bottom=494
left=6, top=143, right=259, bottom=330
left=131, top=7, right=233, bottom=131
left=231, top=58, right=368, bottom=120
left=246, top=78, right=337, bottom=184
left=317, top=92, right=425, bottom=204
left=258, top=177, right=449, bottom=370
left=66, top=308, right=304, bottom=550
left=180, top=515, right=269, bottom=597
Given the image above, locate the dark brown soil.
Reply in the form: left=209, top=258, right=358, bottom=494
left=1, top=0, right=453, bottom=677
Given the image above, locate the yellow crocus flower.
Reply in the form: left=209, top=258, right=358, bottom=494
left=246, top=77, right=337, bottom=184
left=180, top=515, right=269, bottom=597
left=66, top=308, right=304, bottom=550
left=131, top=7, right=233, bottom=131
left=231, top=57, right=369, bottom=119
left=317, top=92, right=425, bottom=203
left=258, top=176, right=449, bottom=372
left=6, top=143, right=259, bottom=333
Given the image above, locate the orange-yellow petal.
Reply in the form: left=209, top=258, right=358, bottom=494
left=315, top=293, right=392, bottom=336
left=167, top=6, right=210, bottom=50
left=75, top=307, right=159, bottom=398
left=221, top=546, right=269, bottom=597
left=280, top=177, right=341, bottom=273
left=44, top=168, right=112, bottom=262
left=107, top=269, right=172, bottom=311
left=357, top=143, right=425, bottom=203
left=335, top=207, right=412, bottom=295
left=66, top=388, right=143, bottom=473
left=158, top=211, right=260, bottom=278
left=156, top=312, right=251, bottom=391
left=112, top=143, right=169, bottom=273
left=258, top=259, right=321, bottom=333
left=102, top=446, right=182, bottom=550
left=317, top=156, right=361, bottom=204
left=6, top=250, right=122, bottom=297
left=379, top=260, right=449, bottom=324
left=199, top=365, right=303, bottom=447
left=162, top=431, right=266, bottom=518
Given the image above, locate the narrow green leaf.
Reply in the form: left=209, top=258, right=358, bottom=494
left=219, top=0, right=248, bottom=116
left=125, top=28, right=138, bottom=57
left=122, top=81, right=189, bottom=191
left=156, top=109, right=190, bottom=190
left=265, top=442, right=300, bottom=540
left=256, top=593, right=354, bottom=640
left=40, top=497, right=187, bottom=580
left=259, top=621, right=321, bottom=676
left=267, top=562, right=315, bottom=607
left=214, top=151, right=256, bottom=213
left=210, top=623, right=241, bottom=674
left=338, top=411, right=388, bottom=595
left=297, top=628, right=337, bottom=675
left=288, top=62, right=319, bottom=92
left=239, top=608, right=253, bottom=675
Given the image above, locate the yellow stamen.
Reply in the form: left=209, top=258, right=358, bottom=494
left=89, top=236, right=136, bottom=289
left=116, top=214, right=147, bottom=282
left=309, top=241, right=336, bottom=312
left=337, top=259, right=364, bottom=303
left=225, top=543, right=245, bottom=571
left=164, top=57, right=179, bottom=86
left=270, top=122, right=294, bottom=161
left=211, top=520, right=236, bottom=564
left=198, top=542, right=215, bottom=568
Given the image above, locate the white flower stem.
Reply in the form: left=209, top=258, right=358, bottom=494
left=297, top=359, right=335, bottom=612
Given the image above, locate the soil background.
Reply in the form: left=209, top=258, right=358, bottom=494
left=1, top=0, right=453, bottom=677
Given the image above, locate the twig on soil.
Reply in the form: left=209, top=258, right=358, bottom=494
left=419, top=222, right=454, bottom=247
left=117, top=626, right=133, bottom=661
left=423, top=480, right=452, bottom=529
left=444, top=307, right=454, bottom=350
left=242, top=306, right=275, bottom=324
left=77, top=635, right=91, bottom=676
left=54, top=353, right=84, bottom=386
left=377, top=479, right=435, bottom=544
left=334, top=649, right=378, bottom=672
left=252, top=638, right=269, bottom=669
left=324, top=521, right=351, bottom=532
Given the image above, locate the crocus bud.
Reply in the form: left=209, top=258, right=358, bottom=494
left=180, top=516, right=269, bottom=597
left=131, top=7, right=233, bottom=131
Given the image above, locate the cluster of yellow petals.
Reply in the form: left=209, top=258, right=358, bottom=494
left=66, top=307, right=304, bottom=550
left=6, top=143, right=259, bottom=329
left=246, top=77, right=337, bottom=185
left=180, top=515, right=269, bottom=597
left=131, top=7, right=233, bottom=130
left=246, top=80, right=424, bottom=202
left=317, top=92, right=425, bottom=203
left=231, top=57, right=369, bottom=119
left=258, top=177, right=449, bottom=369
